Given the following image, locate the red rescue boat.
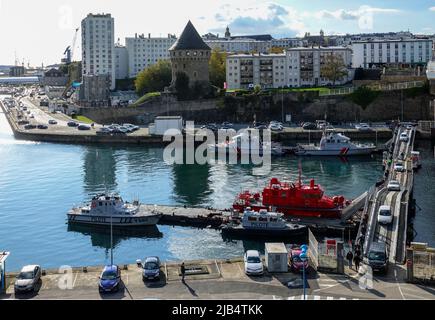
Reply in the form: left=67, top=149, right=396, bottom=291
left=233, top=175, right=351, bottom=219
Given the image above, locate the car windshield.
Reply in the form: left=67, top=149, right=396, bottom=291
left=101, top=270, right=117, bottom=280
left=18, top=271, right=34, bottom=280
left=369, top=252, right=385, bottom=261
left=292, top=255, right=302, bottom=263
left=145, top=262, right=158, bottom=270
left=247, top=256, right=261, bottom=263
left=380, top=210, right=391, bottom=216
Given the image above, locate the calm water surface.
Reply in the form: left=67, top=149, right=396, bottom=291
left=0, top=103, right=433, bottom=271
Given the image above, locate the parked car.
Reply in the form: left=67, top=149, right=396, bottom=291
left=378, top=205, right=393, bottom=225
left=368, top=242, right=388, bottom=274
left=289, top=247, right=309, bottom=273
left=356, top=123, right=372, bottom=131
left=387, top=180, right=401, bottom=192
left=24, top=124, right=36, bottom=130
left=200, top=123, right=218, bottom=131
left=399, top=132, right=409, bottom=142
left=244, top=250, right=264, bottom=276
left=269, top=122, right=284, bottom=132
left=220, top=122, right=234, bottom=130
left=14, top=265, right=41, bottom=294
left=302, top=122, right=317, bottom=130
left=97, top=127, right=113, bottom=135
left=98, top=265, right=121, bottom=293
left=67, top=121, right=79, bottom=127
left=142, top=257, right=161, bottom=281
left=37, top=124, right=48, bottom=130
left=394, top=161, right=405, bottom=173
left=123, top=123, right=140, bottom=132
left=48, top=120, right=58, bottom=125
left=77, top=124, right=91, bottom=131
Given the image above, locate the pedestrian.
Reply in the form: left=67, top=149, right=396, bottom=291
left=181, top=262, right=186, bottom=282
left=355, top=245, right=361, bottom=258
left=354, top=255, right=361, bottom=271
left=346, top=250, right=354, bottom=269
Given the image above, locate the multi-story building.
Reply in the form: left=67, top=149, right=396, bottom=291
left=114, top=45, right=128, bottom=80
left=125, top=33, right=176, bottom=78
left=81, top=13, right=116, bottom=90
left=226, top=47, right=352, bottom=90
left=352, top=39, right=433, bottom=68
left=205, top=39, right=271, bottom=53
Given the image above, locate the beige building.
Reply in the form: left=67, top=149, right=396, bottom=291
left=226, top=47, right=353, bottom=90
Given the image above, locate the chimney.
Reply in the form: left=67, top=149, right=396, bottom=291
left=148, top=33, right=151, bottom=39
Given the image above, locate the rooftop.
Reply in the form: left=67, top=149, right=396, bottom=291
left=170, top=21, right=211, bottom=51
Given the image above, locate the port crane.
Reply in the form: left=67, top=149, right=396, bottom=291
left=62, top=27, right=79, bottom=65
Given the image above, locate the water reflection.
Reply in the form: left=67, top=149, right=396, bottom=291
left=83, top=147, right=117, bottom=193
left=67, top=224, right=163, bottom=250
left=171, top=163, right=212, bottom=206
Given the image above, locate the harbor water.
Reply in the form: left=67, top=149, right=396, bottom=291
left=0, top=106, right=434, bottom=271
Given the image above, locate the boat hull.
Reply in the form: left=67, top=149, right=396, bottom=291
left=67, top=213, right=162, bottom=227
left=233, top=204, right=342, bottom=219
left=295, top=147, right=376, bottom=156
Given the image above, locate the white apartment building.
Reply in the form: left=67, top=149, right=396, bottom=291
left=352, top=39, right=433, bottom=68
left=115, top=45, right=128, bottom=80
left=205, top=39, right=271, bottom=53
left=81, top=13, right=116, bottom=90
left=125, top=33, right=176, bottom=78
left=226, top=47, right=352, bottom=90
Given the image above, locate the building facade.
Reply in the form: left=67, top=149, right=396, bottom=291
left=226, top=47, right=353, bottom=90
left=170, top=21, right=211, bottom=88
left=115, top=45, right=128, bottom=80
left=81, top=13, right=116, bottom=90
left=205, top=39, right=271, bottom=53
left=352, top=39, right=433, bottom=68
left=125, top=33, right=176, bottom=78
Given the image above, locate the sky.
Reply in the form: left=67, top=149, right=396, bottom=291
left=0, top=0, right=434, bottom=66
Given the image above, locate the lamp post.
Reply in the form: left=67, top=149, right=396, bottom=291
left=110, top=214, right=113, bottom=266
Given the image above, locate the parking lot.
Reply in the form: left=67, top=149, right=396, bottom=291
left=2, top=258, right=434, bottom=300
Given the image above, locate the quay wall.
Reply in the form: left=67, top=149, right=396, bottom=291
left=80, top=90, right=433, bottom=125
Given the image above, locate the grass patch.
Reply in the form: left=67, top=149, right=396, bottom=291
left=132, top=92, right=161, bottom=106
left=72, top=115, right=94, bottom=124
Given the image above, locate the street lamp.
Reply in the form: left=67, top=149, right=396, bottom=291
left=300, top=244, right=308, bottom=300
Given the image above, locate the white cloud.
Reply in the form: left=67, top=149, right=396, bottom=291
left=430, top=7, right=435, bottom=12
left=307, top=5, right=400, bottom=21
left=207, top=2, right=306, bottom=37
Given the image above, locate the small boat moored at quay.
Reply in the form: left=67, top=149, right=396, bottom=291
left=67, top=194, right=162, bottom=227
left=295, top=130, right=376, bottom=156
left=221, top=208, right=307, bottom=239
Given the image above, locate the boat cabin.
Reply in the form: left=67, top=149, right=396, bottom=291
left=241, top=208, right=287, bottom=229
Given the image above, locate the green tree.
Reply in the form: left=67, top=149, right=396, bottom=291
left=321, top=55, right=348, bottom=86
left=348, top=86, right=380, bottom=110
left=175, top=71, right=190, bottom=100
left=135, top=60, right=172, bottom=95
left=209, top=48, right=227, bottom=88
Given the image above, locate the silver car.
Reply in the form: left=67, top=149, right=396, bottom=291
left=14, top=265, right=41, bottom=293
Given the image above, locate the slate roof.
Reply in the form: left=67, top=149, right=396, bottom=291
left=170, top=21, right=211, bottom=51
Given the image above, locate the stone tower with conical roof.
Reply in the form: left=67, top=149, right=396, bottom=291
left=169, top=21, right=211, bottom=89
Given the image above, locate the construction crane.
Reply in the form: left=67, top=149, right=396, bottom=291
left=62, top=27, right=79, bottom=65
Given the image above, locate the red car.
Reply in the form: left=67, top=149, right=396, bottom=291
left=289, top=248, right=309, bottom=273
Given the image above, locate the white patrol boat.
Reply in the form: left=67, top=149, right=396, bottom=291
left=208, top=131, right=284, bottom=156
left=295, top=130, right=376, bottom=156
left=67, top=194, right=162, bottom=227
left=221, top=208, right=306, bottom=239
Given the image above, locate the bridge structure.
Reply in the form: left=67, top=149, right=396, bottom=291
left=356, top=124, right=416, bottom=264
